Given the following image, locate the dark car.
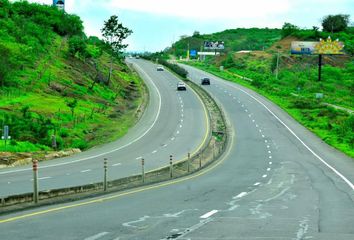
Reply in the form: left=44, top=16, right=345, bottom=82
left=201, top=77, right=210, bottom=85
left=177, top=82, right=187, bottom=91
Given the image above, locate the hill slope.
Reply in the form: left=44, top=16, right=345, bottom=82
left=0, top=0, right=144, bottom=153
left=172, top=27, right=353, bottom=157
left=168, top=28, right=281, bottom=57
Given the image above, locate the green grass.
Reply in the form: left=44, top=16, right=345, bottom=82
left=0, top=140, right=50, bottom=152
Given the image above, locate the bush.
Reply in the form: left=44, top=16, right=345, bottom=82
left=158, top=59, right=188, bottom=78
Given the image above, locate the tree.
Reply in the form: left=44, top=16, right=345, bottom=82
left=66, top=99, right=78, bottom=117
left=281, top=22, right=299, bottom=38
left=101, top=15, right=132, bottom=85
left=68, top=35, right=86, bottom=57
left=193, top=31, right=200, bottom=37
left=322, top=14, right=350, bottom=33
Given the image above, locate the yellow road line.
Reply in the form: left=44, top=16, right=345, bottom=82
left=0, top=132, right=234, bottom=224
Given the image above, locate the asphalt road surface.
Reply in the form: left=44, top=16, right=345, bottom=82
left=0, top=63, right=353, bottom=240
left=0, top=60, right=208, bottom=197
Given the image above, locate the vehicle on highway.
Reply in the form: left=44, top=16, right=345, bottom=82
left=201, top=77, right=210, bottom=85
left=177, top=82, right=187, bottom=91
left=157, top=65, right=164, bottom=71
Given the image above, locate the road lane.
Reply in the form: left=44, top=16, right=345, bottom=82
left=0, top=64, right=353, bottom=239
left=0, top=60, right=208, bottom=197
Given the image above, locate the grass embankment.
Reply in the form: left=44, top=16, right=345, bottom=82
left=0, top=1, right=144, bottom=152
left=183, top=59, right=354, bottom=158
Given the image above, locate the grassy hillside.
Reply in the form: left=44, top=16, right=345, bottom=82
left=0, top=0, right=144, bottom=152
left=167, top=25, right=354, bottom=157
left=168, top=28, right=281, bottom=58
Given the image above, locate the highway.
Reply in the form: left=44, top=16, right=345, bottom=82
left=0, top=60, right=209, bottom=197
left=0, top=62, right=353, bottom=239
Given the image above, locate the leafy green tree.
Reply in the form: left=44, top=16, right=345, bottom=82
left=322, top=14, right=350, bottom=33
left=281, top=22, right=299, bottom=38
left=101, top=15, right=132, bottom=85
left=66, top=99, right=78, bottom=117
left=68, top=35, right=86, bottom=57
left=0, top=43, right=15, bottom=88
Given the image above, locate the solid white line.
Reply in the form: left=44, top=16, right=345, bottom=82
left=84, top=232, right=109, bottom=240
left=0, top=64, right=163, bottom=175
left=200, top=210, right=218, bottom=219
left=230, top=85, right=354, bottom=190
left=81, top=169, right=92, bottom=173
left=254, top=182, right=261, bottom=186
left=112, top=163, right=122, bottom=167
left=233, top=192, right=248, bottom=199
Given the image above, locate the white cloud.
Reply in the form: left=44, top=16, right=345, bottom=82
left=103, top=0, right=291, bottom=20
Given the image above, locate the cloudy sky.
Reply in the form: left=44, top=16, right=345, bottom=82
left=28, top=0, right=353, bottom=52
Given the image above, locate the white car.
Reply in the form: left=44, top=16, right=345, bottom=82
left=177, top=82, right=187, bottom=91
left=157, top=65, right=164, bottom=71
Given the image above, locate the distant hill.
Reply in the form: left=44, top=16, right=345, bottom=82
left=168, top=28, right=281, bottom=57
left=0, top=0, right=143, bottom=152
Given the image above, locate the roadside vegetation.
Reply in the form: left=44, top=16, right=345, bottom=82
left=161, top=14, right=354, bottom=157
left=0, top=0, right=143, bottom=152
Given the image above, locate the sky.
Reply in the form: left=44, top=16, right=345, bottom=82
left=27, top=0, right=353, bottom=52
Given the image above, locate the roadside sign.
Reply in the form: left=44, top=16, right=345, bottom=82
left=291, top=37, right=344, bottom=55
left=190, top=50, right=197, bottom=57
left=204, top=41, right=225, bottom=50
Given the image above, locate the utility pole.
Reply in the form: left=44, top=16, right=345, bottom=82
left=275, top=50, right=280, bottom=80
left=318, top=54, right=322, bottom=82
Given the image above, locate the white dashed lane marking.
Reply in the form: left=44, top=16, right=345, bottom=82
left=200, top=210, right=218, bottom=219
left=84, top=232, right=109, bottom=240
left=262, top=174, right=268, bottom=178
left=112, top=163, right=122, bottom=167
left=136, top=156, right=143, bottom=160
left=81, top=169, right=92, bottom=173
left=233, top=192, right=248, bottom=199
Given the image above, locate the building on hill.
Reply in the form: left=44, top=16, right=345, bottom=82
left=53, top=0, right=65, bottom=10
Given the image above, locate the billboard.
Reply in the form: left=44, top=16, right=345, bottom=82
left=204, top=41, right=225, bottom=50
left=291, top=37, right=344, bottom=55
left=291, top=41, right=317, bottom=55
